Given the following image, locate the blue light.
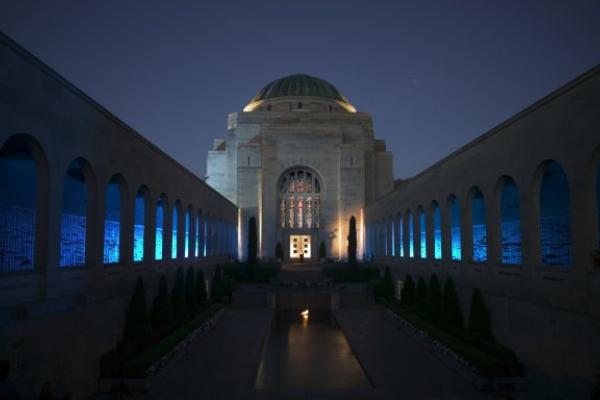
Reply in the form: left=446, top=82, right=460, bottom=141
left=408, top=213, right=414, bottom=258
left=172, top=206, right=178, bottom=259
left=399, top=216, right=404, bottom=257
left=103, top=180, right=120, bottom=264
left=501, top=179, right=521, bottom=264
left=540, top=161, right=571, bottom=266
left=133, top=194, right=145, bottom=262
left=450, top=196, right=461, bottom=261
left=419, top=210, right=427, bottom=259
left=155, top=200, right=163, bottom=260
left=203, top=217, right=207, bottom=257
left=60, top=160, right=87, bottom=267
left=391, top=220, right=395, bottom=257
left=471, top=189, right=487, bottom=262
left=0, top=151, right=36, bottom=272
left=195, top=215, right=200, bottom=257
left=433, top=205, right=441, bottom=260
left=184, top=211, right=190, bottom=258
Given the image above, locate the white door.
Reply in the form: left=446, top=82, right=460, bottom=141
left=290, top=235, right=311, bottom=258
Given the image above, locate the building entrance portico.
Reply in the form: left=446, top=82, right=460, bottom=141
left=289, top=234, right=311, bottom=259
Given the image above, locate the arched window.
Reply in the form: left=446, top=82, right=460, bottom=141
left=540, top=161, right=571, bottom=266
left=432, top=201, right=442, bottom=260
left=133, top=187, right=148, bottom=262
left=407, top=211, right=414, bottom=258
left=184, top=208, right=191, bottom=258
left=155, top=196, right=165, bottom=260
left=195, top=211, right=201, bottom=257
left=60, top=159, right=88, bottom=267
left=398, top=214, right=404, bottom=257
left=0, top=137, right=38, bottom=272
left=449, top=195, right=461, bottom=261
left=204, top=213, right=210, bottom=257
left=500, top=177, right=521, bottom=264
left=103, top=176, right=122, bottom=264
left=390, top=218, right=395, bottom=257
left=278, top=168, right=321, bottom=229
left=471, top=187, right=487, bottom=262
left=172, top=201, right=180, bottom=259
left=418, top=207, right=427, bottom=259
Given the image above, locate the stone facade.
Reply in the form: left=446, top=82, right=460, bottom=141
left=207, top=75, right=394, bottom=261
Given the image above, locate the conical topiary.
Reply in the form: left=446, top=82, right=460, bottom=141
left=382, top=266, right=395, bottom=302
left=275, top=242, right=283, bottom=259
left=319, top=241, right=326, bottom=259
left=122, top=277, right=148, bottom=348
left=415, top=277, right=427, bottom=314
left=347, top=216, right=357, bottom=265
left=426, top=274, right=441, bottom=324
left=441, top=276, right=464, bottom=330
left=185, top=266, right=197, bottom=316
left=150, top=275, right=172, bottom=337
left=196, top=268, right=207, bottom=307
left=400, top=274, right=415, bottom=306
left=211, top=265, right=223, bottom=303
left=468, top=288, right=493, bottom=342
left=171, top=267, right=187, bottom=326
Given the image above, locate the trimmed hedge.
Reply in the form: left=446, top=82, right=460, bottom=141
left=222, top=263, right=281, bottom=283
left=323, top=266, right=379, bottom=283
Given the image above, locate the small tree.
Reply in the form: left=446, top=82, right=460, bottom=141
left=427, top=274, right=441, bottom=324
left=171, top=267, right=187, bottom=326
left=415, top=277, right=427, bottom=314
left=211, top=265, right=224, bottom=302
left=441, top=277, right=464, bottom=330
left=150, top=275, right=172, bottom=337
left=381, top=266, right=395, bottom=302
left=347, top=216, right=357, bottom=265
left=196, top=268, right=207, bottom=307
left=319, top=241, right=326, bottom=260
left=247, top=217, right=258, bottom=268
left=185, top=266, right=197, bottom=316
left=275, top=242, right=283, bottom=260
left=468, top=288, right=493, bottom=342
left=400, top=274, right=416, bottom=306
left=121, top=277, right=148, bottom=349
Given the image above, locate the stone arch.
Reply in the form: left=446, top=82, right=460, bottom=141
left=468, top=186, right=487, bottom=263
left=495, top=175, right=522, bottom=265
left=0, top=133, right=50, bottom=272
left=133, top=185, right=150, bottom=262
left=103, top=173, right=128, bottom=264
left=417, top=205, right=427, bottom=259
left=430, top=200, right=442, bottom=260
left=155, top=193, right=169, bottom=261
left=446, top=194, right=461, bottom=261
left=406, top=209, right=414, bottom=258
left=172, top=200, right=182, bottom=260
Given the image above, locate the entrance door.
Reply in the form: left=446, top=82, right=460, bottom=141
left=290, top=235, right=311, bottom=259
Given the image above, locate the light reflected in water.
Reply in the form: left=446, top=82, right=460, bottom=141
left=255, top=310, right=370, bottom=390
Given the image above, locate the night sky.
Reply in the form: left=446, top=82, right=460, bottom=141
left=1, top=0, right=599, bottom=179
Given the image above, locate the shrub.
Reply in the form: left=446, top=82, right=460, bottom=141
left=441, top=276, right=464, bottom=330
left=319, top=241, right=326, bottom=259
left=427, top=274, right=441, bottom=324
left=150, top=276, right=172, bottom=338
left=196, top=268, right=207, bottom=307
left=381, top=266, right=394, bottom=302
left=171, top=267, right=187, bottom=326
left=211, top=265, right=223, bottom=302
left=247, top=217, right=258, bottom=268
left=468, top=288, right=494, bottom=343
left=185, top=266, right=197, bottom=316
left=275, top=242, right=283, bottom=259
left=400, top=274, right=415, bottom=306
left=415, top=277, right=427, bottom=314
left=121, top=277, right=149, bottom=349
left=347, top=216, right=357, bottom=265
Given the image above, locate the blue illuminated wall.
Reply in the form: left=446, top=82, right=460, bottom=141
left=433, top=204, right=442, bottom=260
left=195, top=214, right=200, bottom=257
left=155, top=199, right=164, bottom=260
left=408, top=213, right=414, bottom=258
left=419, top=209, right=427, bottom=258
left=184, top=210, right=190, bottom=258
left=398, top=215, right=404, bottom=257
left=450, top=196, right=461, bottom=261
left=471, top=188, right=487, bottom=262
left=501, top=179, right=522, bottom=264
left=172, top=205, right=179, bottom=259
left=391, top=220, right=395, bottom=257
left=60, top=160, right=87, bottom=267
left=103, top=179, right=121, bottom=264
left=540, top=161, right=571, bottom=266
left=0, top=147, right=36, bottom=272
left=133, top=192, right=145, bottom=262
left=203, top=215, right=208, bottom=257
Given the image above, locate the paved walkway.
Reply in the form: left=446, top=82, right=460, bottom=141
left=144, top=308, right=272, bottom=400
left=335, top=308, right=492, bottom=400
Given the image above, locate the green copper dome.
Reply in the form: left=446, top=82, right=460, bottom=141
left=250, top=74, right=348, bottom=102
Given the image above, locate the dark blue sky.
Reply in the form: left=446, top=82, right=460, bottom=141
left=2, top=0, right=599, bottom=179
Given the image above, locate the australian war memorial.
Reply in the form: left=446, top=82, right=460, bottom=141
left=207, top=74, right=393, bottom=261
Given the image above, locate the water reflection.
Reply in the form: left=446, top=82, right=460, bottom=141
left=255, top=310, right=370, bottom=390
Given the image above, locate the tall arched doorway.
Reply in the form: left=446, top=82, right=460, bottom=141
left=278, top=167, right=321, bottom=260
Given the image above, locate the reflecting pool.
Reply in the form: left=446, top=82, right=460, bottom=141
left=255, top=310, right=370, bottom=390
